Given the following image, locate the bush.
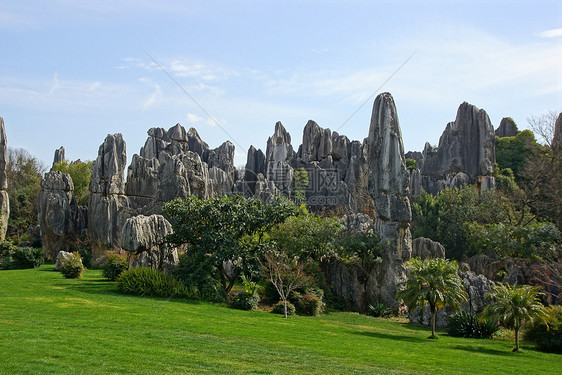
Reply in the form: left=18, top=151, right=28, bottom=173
left=60, top=252, right=85, bottom=279
left=262, top=281, right=280, bottom=305
left=368, top=302, right=391, bottom=318
left=117, top=267, right=195, bottom=298
left=231, top=291, right=260, bottom=311
left=102, top=252, right=128, bottom=281
left=524, top=305, right=562, bottom=353
left=6, top=246, right=44, bottom=269
left=271, top=301, right=296, bottom=316
left=172, top=253, right=227, bottom=303
left=296, top=292, right=323, bottom=316
left=448, top=310, right=499, bottom=339
left=77, top=248, right=92, bottom=269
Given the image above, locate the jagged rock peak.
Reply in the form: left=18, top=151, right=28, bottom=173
left=187, top=127, right=210, bottom=159
left=52, top=146, right=65, bottom=169
left=554, top=112, right=562, bottom=155
left=0, top=117, right=7, bottom=191
left=90, top=133, right=127, bottom=195
left=167, top=123, right=188, bottom=142
left=244, top=145, right=266, bottom=195
left=300, top=120, right=333, bottom=163
left=270, top=121, right=292, bottom=147
left=495, top=117, right=519, bottom=138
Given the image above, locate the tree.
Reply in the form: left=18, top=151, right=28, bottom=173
left=5, top=148, right=46, bottom=240
left=261, top=251, right=310, bottom=318
left=495, top=130, right=540, bottom=181
left=52, top=160, right=92, bottom=206
left=527, top=110, right=558, bottom=148
left=397, top=257, right=468, bottom=338
left=162, top=195, right=298, bottom=293
left=291, top=168, right=309, bottom=206
left=482, top=283, right=548, bottom=352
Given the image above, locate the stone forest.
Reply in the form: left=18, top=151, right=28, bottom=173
left=1, top=92, right=561, bottom=353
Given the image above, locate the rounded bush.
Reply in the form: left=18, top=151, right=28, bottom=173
left=296, top=292, right=323, bottom=316
left=102, top=252, right=128, bottom=281
left=60, top=252, right=85, bottom=279
left=117, top=267, right=195, bottom=298
left=231, top=291, right=260, bottom=311
left=524, top=305, right=562, bottom=353
left=271, top=301, right=296, bottom=316
left=262, top=281, right=280, bottom=305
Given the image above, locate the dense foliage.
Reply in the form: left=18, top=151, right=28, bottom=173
left=398, top=257, right=468, bottom=338
left=524, top=305, right=562, bottom=353
left=0, top=242, right=44, bottom=269
left=231, top=291, right=260, bottom=310
left=495, top=130, right=540, bottom=180
left=172, top=252, right=227, bottom=302
left=117, top=267, right=195, bottom=298
left=102, top=252, right=128, bottom=281
left=447, top=310, right=499, bottom=339
left=271, top=300, right=296, bottom=315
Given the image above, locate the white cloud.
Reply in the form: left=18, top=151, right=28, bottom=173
left=536, top=28, right=562, bottom=38
left=186, top=113, right=203, bottom=123
left=49, top=73, right=60, bottom=95
left=141, top=84, right=162, bottom=111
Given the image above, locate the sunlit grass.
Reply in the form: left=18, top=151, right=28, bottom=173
left=0, top=265, right=559, bottom=374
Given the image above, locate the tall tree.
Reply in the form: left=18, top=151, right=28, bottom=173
left=52, top=160, right=92, bottom=206
left=482, top=283, right=548, bottom=352
left=398, top=257, right=468, bottom=338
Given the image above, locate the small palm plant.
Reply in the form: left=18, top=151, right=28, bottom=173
left=397, top=257, right=468, bottom=338
left=482, top=283, right=548, bottom=352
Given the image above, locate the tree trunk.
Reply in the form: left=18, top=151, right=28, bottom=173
left=225, top=272, right=239, bottom=294
left=514, top=327, right=520, bottom=352
left=283, top=299, right=288, bottom=318
left=430, top=305, right=437, bottom=339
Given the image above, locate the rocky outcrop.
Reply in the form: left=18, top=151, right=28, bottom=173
left=38, top=171, right=87, bottom=261
left=52, top=146, right=65, bottom=170
left=411, top=237, right=445, bottom=259
left=243, top=146, right=266, bottom=195
left=495, top=117, right=519, bottom=138
left=0, top=117, right=8, bottom=240
left=341, top=213, right=373, bottom=234
left=54, top=250, right=72, bottom=271
left=366, top=92, right=412, bottom=310
left=88, top=134, right=130, bottom=256
left=554, top=112, right=562, bottom=155
left=265, top=121, right=295, bottom=196
left=121, top=214, right=178, bottom=273
left=468, top=254, right=562, bottom=305
left=419, top=102, right=496, bottom=195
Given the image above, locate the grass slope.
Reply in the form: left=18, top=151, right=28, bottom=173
left=0, top=265, right=560, bottom=375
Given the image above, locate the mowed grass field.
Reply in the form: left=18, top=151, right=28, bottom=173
left=0, top=265, right=560, bottom=375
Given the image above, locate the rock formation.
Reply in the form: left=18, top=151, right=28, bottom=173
left=411, top=237, right=445, bottom=259
left=243, top=146, right=266, bottom=196
left=54, top=250, right=72, bottom=271
left=495, top=117, right=519, bottom=138
left=0, top=117, right=8, bottom=240
left=265, top=121, right=295, bottom=196
left=52, top=146, right=65, bottom=170
left=88, top=134, right=130, bottom=257
left=121, top=214, right=178, bottom=273
left=366, top=92, right=412, bottom=310
left=554, top=112, right=562, bottom=155
left=38, top=171, right=87, bottom=260
left=415, top=102, right=496, bottom=195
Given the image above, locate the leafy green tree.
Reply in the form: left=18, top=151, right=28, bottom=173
left=482, top=283, right=548, bottom=352
left=405, top=158, right=417, bottom=171
left=398, top=257, right=467, bottom=338
left=53, top=160, right=92, bottom=206
left=495, top=130, right=541, bottom=181
left=291, top=168, right=309, bottom=206
left=162, top=195, right=298, bottom=293
left=5, top=148, right=46, bottom=240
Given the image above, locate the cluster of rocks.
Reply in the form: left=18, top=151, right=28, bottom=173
left=0, top=118, right=9, bottom=241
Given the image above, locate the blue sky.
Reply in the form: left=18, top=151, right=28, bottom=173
left=1, top=0, right=561, bottom=168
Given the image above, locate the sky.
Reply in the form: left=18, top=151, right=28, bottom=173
left=1, top=0, right=561, bottom=168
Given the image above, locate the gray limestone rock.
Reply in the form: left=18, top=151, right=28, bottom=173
left=0, top=117, right=8, bottom=240
left=187, top=127, right=210, bottom=160
left=207, top=141, right=235, bottom=182
left=38, top=171, right=87, bottom=261
left=89, top=133, right=127, bottom=195
left=265, top=121, right=295, bottom=196
left=365, top=92, right=412, bottom=310
left=121, top=214, right=178, bottom=273
left=495, top=117, right=519, bottom=138
left=409, top=169, right=422, bottom=197
left=411, top=237, right=445, bottom=259
left=243, top=146, right=266, bottom=195
left=341, top=213, right=373, bottom=234
left=52, top=146, right=65, bottom=170
left=554, top=112, right=562, bottom=155
left=55, top=251, right=72, bottom=271
left=420, top=102, right=496, bottom=194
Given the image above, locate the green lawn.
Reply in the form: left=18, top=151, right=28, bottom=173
left=0, top=265, right=559, bottom=375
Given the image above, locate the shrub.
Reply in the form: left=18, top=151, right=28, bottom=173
left=231, top=291, right=260, bottom=311
left=368, top=302, right=391, bottom=318
left=262, top=281, right=280, bottom=305
left=296, top=292, right=323, bottom=316
left=6, top=246, right=44, bottom=269
left=117, top=267, right=195, bottom=298
left=448, top=310, right=499, bottom=339
left=524, top=305, right=562, bottom=353
left=172, top=253, right=227, bottom=303
left=271, top=301, right=296, bottom=316
left=60, top=252, right=85, bottom=279
left=102, top=252, right=128, bottom=281
left=77, top=248, right=92, bottom=269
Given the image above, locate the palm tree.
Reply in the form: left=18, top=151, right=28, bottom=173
left=397, top=257, right=468, bottom=338
left=482, top=283, right=548, bottom=352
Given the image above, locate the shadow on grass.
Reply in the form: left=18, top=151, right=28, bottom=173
left=450, top=345, right=512, bottom=357
left=351, top=330, right=427, bottom=343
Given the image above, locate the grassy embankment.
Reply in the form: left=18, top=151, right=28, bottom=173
left=0, top=265, right=559, bottom=374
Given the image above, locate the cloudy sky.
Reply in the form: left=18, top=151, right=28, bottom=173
left=1, top=0, right=561, bottom=168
